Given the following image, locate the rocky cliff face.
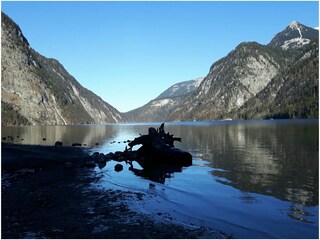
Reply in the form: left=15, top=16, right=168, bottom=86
left=123, top=21, right=318, bottom=122
left=235, top=39, right=319, bottom=119
left=1, top=12, right=122, bottom=125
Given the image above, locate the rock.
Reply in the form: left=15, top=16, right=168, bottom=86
left=114, top=164, right=123, bottom=172
left=91, top=152, right=106, bottom=163
left=98, top=162, right=106, bottom=169
left=113, top=152, right=124, bottom=160
left=105, top=152, right=114, bottom=160
left=97, top=154, right=106, bottom=163
left=54, top=141, right=63, bottom=147
left=90, top=152, right=99, bottom=161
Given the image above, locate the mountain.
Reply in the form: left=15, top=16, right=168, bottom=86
left=155, top=77, right=204, bottom=99
left=234, top=39, right=319, bottom=119
left=165, top=42, right=297, bottom=121
left=268, top=21, right=319, bottom=50
left=2, top=14, right=317, bottom=125
left=1, top=12, right=122, bottom=126
left=123, top=77, right=204, bottom=122
left=123, top=21, right=318, bottom=122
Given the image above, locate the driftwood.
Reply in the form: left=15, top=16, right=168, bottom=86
left=128, top=123, right=181, bottom=150
left=83, top=123, right=192, bottom=183
left=121, top=123, right=192, bottom=167
left=88, top=123, right=192, bottom=167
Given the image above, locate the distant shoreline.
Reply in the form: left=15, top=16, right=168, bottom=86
left=1, top=117, right=319, bottom=127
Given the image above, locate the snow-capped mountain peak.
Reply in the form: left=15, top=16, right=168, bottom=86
left=268, top=21, right=318, bottom=50
left=289, top=20, right=299, bottom=30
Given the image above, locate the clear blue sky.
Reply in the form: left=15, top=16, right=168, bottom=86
left=1, top=1, right=319, bottom=112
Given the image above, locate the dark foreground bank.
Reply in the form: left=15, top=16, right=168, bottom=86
left=2, top=143, right=229, bottom=239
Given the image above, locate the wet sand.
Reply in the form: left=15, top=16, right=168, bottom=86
left=2, top=143, right=229, bottom=239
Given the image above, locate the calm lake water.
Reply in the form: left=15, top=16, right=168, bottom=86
left=2, top=119, right=319, bottom=238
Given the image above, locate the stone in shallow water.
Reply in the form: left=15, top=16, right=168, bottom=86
left=114, top=164, right=123, bottom=172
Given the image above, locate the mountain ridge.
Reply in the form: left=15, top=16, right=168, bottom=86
left=124, top=21, right=318, bottom=122
left=1, top=12, right=122, bottom=125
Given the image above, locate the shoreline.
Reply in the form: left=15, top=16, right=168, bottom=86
left=2, top=143, right=90, bottom=171
left=1, top=143, right=228, bottom=238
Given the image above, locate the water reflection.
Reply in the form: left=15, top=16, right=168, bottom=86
left=164, top=120, right=318, bottom=224
left=164, top=121, right=318, bottom=206
left=2, top=120, right=318, bottom=227
left=2, top=121, right=318, bottom=204
left=1, top=125, right=118, bottom=147
left=129, top=163, right=183, bottom=184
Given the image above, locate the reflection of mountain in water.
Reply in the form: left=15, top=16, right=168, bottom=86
left=165, top=121, right=318, bottom=207
left=1, top=125, right=118, bottom=147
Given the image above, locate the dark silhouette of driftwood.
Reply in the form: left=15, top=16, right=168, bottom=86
left=117, top=123, right=192, bottom=167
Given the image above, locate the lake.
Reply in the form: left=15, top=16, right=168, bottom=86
left=2, top=119, right=319, bottom=238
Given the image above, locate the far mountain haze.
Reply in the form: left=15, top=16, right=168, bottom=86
left=1, top=12, right=319, bottom=125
